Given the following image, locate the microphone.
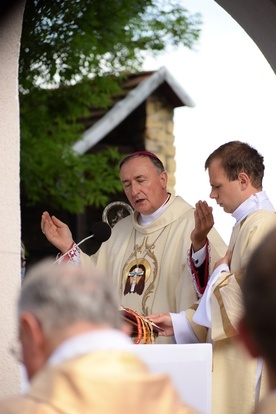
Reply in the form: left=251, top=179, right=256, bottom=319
left=53, top=221, right=111, bottom=264
left=73, top=221, right=112, bottom=248
left=89, top=221, right=112, bottom=243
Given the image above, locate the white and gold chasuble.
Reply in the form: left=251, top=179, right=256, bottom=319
left=80, top=195, right=226, bottom=343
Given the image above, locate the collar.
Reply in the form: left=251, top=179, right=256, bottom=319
left=48, top=329, right=133, bottom=367
left=139, top=193, right=171, bottom=226
left=232, top=191, right=275, bottom=223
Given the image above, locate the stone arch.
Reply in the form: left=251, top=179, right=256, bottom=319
left=0, top=0, right=275, bottom=396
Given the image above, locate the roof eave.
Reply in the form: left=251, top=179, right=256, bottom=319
left=73, top=66, right=194, bottom=154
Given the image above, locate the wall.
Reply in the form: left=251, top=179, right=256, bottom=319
left=216, top=0, right=276, bottom=73
left=0, top=1, right=25, bottom=397
left=145, top=94, right=176, bottom=195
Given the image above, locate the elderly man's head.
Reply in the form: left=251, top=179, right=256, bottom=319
left=19, top=260, right=123, bottom=379
left=119, top=151, right=168, bottom=215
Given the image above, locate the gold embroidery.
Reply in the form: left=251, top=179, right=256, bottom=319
left=186, top=308, right=208, bottom=343
left=127, top=226, right=166, bottom=293
left=121, top=236, right=159, bottom=314
left=214, top=274, right=239, bottom=337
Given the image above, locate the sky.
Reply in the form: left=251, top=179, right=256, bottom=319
left=144, top=0, right=276, bottom=244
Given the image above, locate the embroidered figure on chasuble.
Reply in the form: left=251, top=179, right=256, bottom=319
left=122, top=226, right=167, bottom=297
left=122, top=239, right=159, bottom=315
left=124, top=259, right=149, bottom=295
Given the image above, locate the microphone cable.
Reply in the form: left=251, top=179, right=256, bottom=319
left=53, top=221, right=111, bottom=264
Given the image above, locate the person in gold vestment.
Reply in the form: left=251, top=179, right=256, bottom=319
left=0, top=260, right=197, bottom=414
left=239, top=228, right=276, bottom=414
left=41, top=151, right=226, bottom=344
left=149, top=141, right=276, bottom=413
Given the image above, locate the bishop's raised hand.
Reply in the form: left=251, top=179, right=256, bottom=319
left=41, top=211, right=74, bottom=254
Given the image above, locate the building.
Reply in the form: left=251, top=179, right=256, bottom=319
left=21, top=67, right=194, bottom=261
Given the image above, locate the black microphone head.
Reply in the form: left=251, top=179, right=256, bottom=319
left=89, top=221, right=112, bottom=243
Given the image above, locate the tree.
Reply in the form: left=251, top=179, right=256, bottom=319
left=20, top=0, right=201, bottom=214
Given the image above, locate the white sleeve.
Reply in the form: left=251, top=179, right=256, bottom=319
left=170, top=311, right=199, bottom=344
left=193, top=263, right=229, bottom=327
left=56, top=242, right=81, bottom=265
left=191, top=245, right=206, bottom=267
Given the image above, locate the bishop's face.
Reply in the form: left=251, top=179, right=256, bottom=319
left=120, top=156, right=168, bottom=215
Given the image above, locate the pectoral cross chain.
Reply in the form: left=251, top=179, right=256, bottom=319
left=128, top=267, right=144, bottom=293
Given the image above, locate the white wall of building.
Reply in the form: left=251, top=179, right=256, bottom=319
left=0, top=1, right=25, bottom=397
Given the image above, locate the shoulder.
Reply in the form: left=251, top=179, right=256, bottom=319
left=255, top=391, right=276, bottom=414
left=171, top=194, right=193, bottom=208
left=237, top=211, right=276, bottom=257
left=111, top=213, right=133, bottom=232
left=243, top=210, right=276, bottom=228
left=0, top=396, right=54, bottom=414
left=168, top=195, right=194, bottom=216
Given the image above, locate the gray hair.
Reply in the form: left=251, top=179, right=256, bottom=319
left=119, top=151, right=165, bottom=173
left=20, top=259, right=122, bottom=333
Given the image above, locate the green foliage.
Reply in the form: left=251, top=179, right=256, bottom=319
left=20, top=129, right=123, bottom=214
left=20, top=79, right=124, bottom=214
left=20, top=0, right=201, bottom=90
left=20, top=0, right=202, bottom=213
